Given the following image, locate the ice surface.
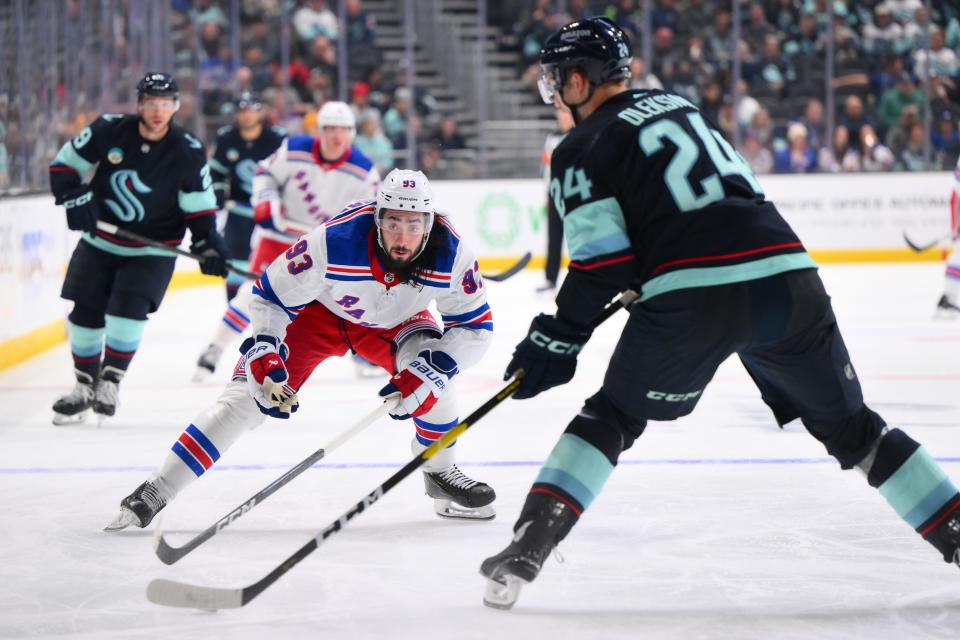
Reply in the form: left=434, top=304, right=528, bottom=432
left=1, top=263, right=958, bottom=639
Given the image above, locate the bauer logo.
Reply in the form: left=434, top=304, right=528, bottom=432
left=107, top=147, right=124, bottom=164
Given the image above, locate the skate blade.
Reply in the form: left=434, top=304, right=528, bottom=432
left=103, top=507, right=138, bottom=532
left=482, top=575, right=525, bottom=610
left=52, top=410, right=89, bottom=426
left=434, top=498, right=496, bottom=521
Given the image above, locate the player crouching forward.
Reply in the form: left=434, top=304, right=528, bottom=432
left=106, top=169, right=497, bottom=531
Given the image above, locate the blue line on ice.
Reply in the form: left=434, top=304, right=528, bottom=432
left=1, top=457, right=958, bottom=474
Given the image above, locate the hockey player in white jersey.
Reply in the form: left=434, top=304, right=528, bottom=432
left=193, top=101, right=380, bottom=381
left=106, top=169, right=497, bottom=530
left=935, top=156, right=960, bottom=317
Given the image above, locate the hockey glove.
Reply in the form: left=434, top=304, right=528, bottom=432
left=190, top=229, right=230, bottom=277
left=505, top=313, right=591, bottom=400
left=63, top=187, right=100, bottom=234
left=379, top=350, right=458, bottom=420
left=242, top=335, right=300, bottom=419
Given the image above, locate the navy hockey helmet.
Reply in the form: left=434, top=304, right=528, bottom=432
left=137, top=72, right=179, bottom=102
left=537, top=17, right=632, bottom=105
left=235, top=90, right=263, bottom=111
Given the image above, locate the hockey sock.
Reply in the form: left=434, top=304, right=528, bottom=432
left=944, top=262, right=960, bottom=303
left=225, top=260, right=250, bottom=302
left=67, top=321, right=104, bottom=379
left=413, top=416, right=458, bottom=472
left=529, top=433, right=614, bottom=515
left=102, top=315, right=147, bottom=373
left=861, top=428, right=960, bottom=561
left=220, top=303, right=251, bottom=338
left=156, top=381, right=266, bottom=497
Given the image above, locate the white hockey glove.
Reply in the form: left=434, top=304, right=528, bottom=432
left=241, top=335, right=299, bottom=419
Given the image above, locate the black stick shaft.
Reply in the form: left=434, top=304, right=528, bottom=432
left=95, top=221, right=259, bottom=279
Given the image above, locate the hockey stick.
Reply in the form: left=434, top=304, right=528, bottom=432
left=484, top=252, right=533, bottom=282
left=94, top=220, right=259, bottom=279
left=903, top=230, right=958, bottom=253
left=153, top=398, right=399, bottom=565
left=145, top=289, right=640, bottom=610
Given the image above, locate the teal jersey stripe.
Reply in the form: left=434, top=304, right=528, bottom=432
left=67, top=322, right=104, bottom=357
left=640, top=253, right=818, bottom=302
left=563, top=197, right=631, bottom=262
left=535, top=434, right=615, bottom=510
left=81, top=234, right=176, bottom=258
left=228, top=202, right=253, bottom=217
left=105, top=315, right=148, bottom=346
left=903, top=478, right=959, bottom=529
left=53, top=142, right=94, bottom=174
left=179, top=188, right=217, bottom=213
left=879, top=447, right=951, bottom=520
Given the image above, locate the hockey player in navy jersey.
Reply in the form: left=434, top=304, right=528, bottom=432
left=207, top=91, right=285, bottom=304
left=106, top=169, right=497, bottom=531
left=192, top=100, right=381, bottom=381
left=480, top=17, right=960, bottom=609
left=48, top=72, right=229, bottom=425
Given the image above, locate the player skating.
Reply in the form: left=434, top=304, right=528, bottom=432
left=193, top=101, right=381, bottom=381
left=106, top=169, right=496, bottom=531
left=206, top=91, right=286, bottom=310
left=48, top=72, right=229, bottom=425
left=480, top=17, right=960, bottom=609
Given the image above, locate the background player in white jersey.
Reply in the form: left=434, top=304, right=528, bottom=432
left=193, top=101, right=380, bottom=381
left=107, top=169, right=497, bottom=531
left=934, top=155, right=960, bottom=316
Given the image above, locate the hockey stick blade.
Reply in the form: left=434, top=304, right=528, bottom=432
left=153, top=400, right=396, bottom=565
left=902, top=230, right=957, bottom=253
left=144, top=290, right=639, bottom=610
left=484, top=252, right=532, bottom=282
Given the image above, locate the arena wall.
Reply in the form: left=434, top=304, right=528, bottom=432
left=0, top=171, right=952, bottom=369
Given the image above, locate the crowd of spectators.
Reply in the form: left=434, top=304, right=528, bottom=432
left=3, top=0, right=960, bottom=190
left=515, top=0, right=960, bottom=173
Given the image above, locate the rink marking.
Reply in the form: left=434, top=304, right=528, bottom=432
left=2, top=457, right=959, bottom=474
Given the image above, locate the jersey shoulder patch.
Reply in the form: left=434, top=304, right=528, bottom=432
left=286, top=135, right=316, bottom=154
left=324, top=205, right=377, bottom=270
left=216, top=125, right=233, bottom=138
left=345, top=147, right=374, bottom=172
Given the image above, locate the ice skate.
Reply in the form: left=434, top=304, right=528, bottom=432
left=934, top=295, right=960, bottom=319
left=52, top=370, right=96, bottom=426
left=93, top=366, right=123, bottom=423
left=535, top=280, right=557, bottom=294
left=104, top=480, right=167, bottom=531
left=352, top=353, right=383, bottom=379
left=480, top=494, right=577, bottom=610
left=424, top=465, right=496, bottom=520
left=192, top=343, right=223, bottom=382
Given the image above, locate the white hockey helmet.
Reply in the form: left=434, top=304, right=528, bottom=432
left=317, top=100, right=356, bottom=141
left=375, top=169, right=435, bottom=258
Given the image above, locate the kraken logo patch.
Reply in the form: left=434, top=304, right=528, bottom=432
left=107, top=147, right=124, bottom=164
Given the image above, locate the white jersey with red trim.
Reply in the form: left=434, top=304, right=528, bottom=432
left=251, top=134, right=380, bottom=241
left=248, top=200, right=493, bottom=369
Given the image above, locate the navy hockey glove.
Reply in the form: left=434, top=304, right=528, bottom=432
left=191, top=229, right=230, bottom=277
left=241, top=335, right=300, bottom=419
left=63, top=187, right=100, bottom=234
left=505, top=314, right=591, bottom=400
left=379, top=350, right=458, bottom=420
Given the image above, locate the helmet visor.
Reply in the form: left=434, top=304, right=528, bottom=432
left=537, top=64, right=561, bottom=105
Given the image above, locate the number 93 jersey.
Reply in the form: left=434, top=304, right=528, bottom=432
left=249, top=200, right=494, bottom=370
left=548, top=89, right=816, bottom=328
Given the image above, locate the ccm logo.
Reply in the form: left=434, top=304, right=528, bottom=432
left=646, top=389, right=702, bottom=402
left=64, top=192, right=93, bottom=208
left=530, top=330, right=582, bottom=355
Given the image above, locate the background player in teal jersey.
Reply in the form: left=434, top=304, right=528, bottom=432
left=480, top=17, right=960, bottom=609
left=48, top=72, right=230, bottom=425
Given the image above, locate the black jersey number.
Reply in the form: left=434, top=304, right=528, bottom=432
left=638, top=112, right=763, bottom=212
